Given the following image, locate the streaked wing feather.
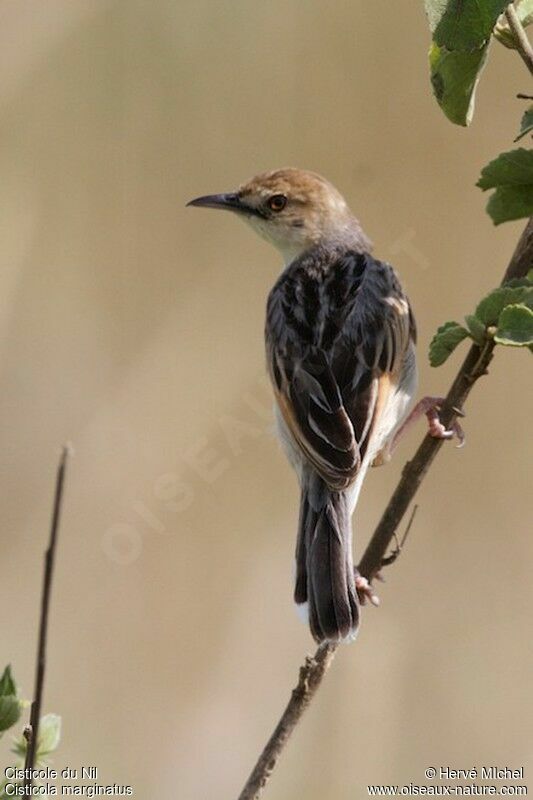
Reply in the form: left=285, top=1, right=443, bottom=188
left=266, top=249, right=414, bottom=489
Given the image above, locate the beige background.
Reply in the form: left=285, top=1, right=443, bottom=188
left=1, top=2, right=531, bottom=798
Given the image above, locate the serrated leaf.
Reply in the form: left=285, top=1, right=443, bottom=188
left=429, top=42, right=489, bottom=126
left=494, top=303, right=533, bottom=345
left=0, top=696, right=21, bottom=733
left=477, top=149, right=533, bottom=224
left=515, top=106, right=533, bottom=142
left=464, top=313, right=487, bottom=344
left=425, top=0, right=509, bottom=51
left=0, top=666, right=17, bottom=698
left=505, top=271, right=533, bottom=288
left=475, top=285, right=533, bottom=324
left=478, top=148, right=533, bottom=188
left=476, top=147, right=533, bottom=191
left=429, top=320, right=470, bottom=366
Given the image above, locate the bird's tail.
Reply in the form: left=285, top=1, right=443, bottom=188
left=295, top=473, right=359, bottom=643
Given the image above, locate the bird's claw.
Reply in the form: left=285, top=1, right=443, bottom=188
left=426, top=403, right=465, bottom=448
left=388, top=395, right=466, bottom=456
left=355, top=574, right=380, bottom=607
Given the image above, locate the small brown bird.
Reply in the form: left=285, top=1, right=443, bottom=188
left=188, top=168, right=460, bottom=643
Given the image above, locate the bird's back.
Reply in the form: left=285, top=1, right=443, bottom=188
left=266, top=243, right=416, bottom=487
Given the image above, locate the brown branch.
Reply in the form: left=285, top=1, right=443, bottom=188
left=505, top=4, right=533, bottom=76
left=23, top=446, right=70, bottom=788
left=237, top=217, right=533, bottom=800
left=237, top=644, right=336, bottom=800
left=502, top=215, right=533, bottom=283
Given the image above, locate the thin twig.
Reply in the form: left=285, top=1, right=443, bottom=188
left=379, top=504, right=418, bottom=568
left=23, top=446, right=70, bottom=788
left=237, top=217, right=533, bottom=800
left=237, top=645, right=336, bottom=800
left=505, top=4, right=533, bottom=76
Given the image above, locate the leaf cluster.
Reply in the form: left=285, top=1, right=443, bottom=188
left=423, top=3, right=533, bottom=225
left=429, top=270, right=533, bottom=365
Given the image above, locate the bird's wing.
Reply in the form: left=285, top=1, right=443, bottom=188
left=266, top=251, right=415, bottom=490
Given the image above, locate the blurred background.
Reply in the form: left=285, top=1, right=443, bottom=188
left=1, top=1, right=531, bottom=797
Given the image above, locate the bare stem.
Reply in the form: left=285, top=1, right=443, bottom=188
left=237, top=644, right=336, bottom=800
left=23, top=446, right=70, bottom=788
left=505, top=4, right=533, bottom=76
left=237, top=217, right=533, bottom=800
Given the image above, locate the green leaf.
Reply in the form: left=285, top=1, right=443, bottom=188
left=37, top=713, right=61, bottom=757
left=0, top=696, right=21, bottom=733
left=0, top=666, right=21, bottom=734
left=515, top=106, right=533, bottom=142
left=505, top=269, right=533, bottom=288
left=475, top=285, right=533, bottom=325
left=464, top=313, right=487, bottom=344
left=424, top=0, right=450, bottom=33
left=12, top=732, right=26, bottom=758
left=486, top=185, right=533, bottom=224
left=494, top=303, right=533, bottom=345
left=0, top=666, right=17, bottom=698
left=477, top=149, right=533, bottom=224
left=425, top=0, right=509, bottom=51
left=429, top=320, right=470, bottom=366
left=429, top=42, right=489, bottom=126
left=478, top=148, right=533, bottom=188
left=0, top=779, right=12, bottom=800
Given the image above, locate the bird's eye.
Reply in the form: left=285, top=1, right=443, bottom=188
left=268, top=194, right=287, bottom=212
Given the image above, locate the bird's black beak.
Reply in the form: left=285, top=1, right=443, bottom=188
left=186, top=192, right=245, bottom=212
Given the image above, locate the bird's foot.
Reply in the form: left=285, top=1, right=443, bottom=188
left=389, top=395, right=465, bottom=454
left=355, top=574, right=380, bottom=607
left=423, top=397, right=465, bottom=446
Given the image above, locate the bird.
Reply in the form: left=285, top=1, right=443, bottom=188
left=187, top=168, right=460, bottom=644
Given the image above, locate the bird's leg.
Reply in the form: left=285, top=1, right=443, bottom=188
left=383, top=396, right=465, bottom=461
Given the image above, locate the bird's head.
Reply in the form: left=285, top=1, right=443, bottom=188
left=187, top=168, right=371, bottom=263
